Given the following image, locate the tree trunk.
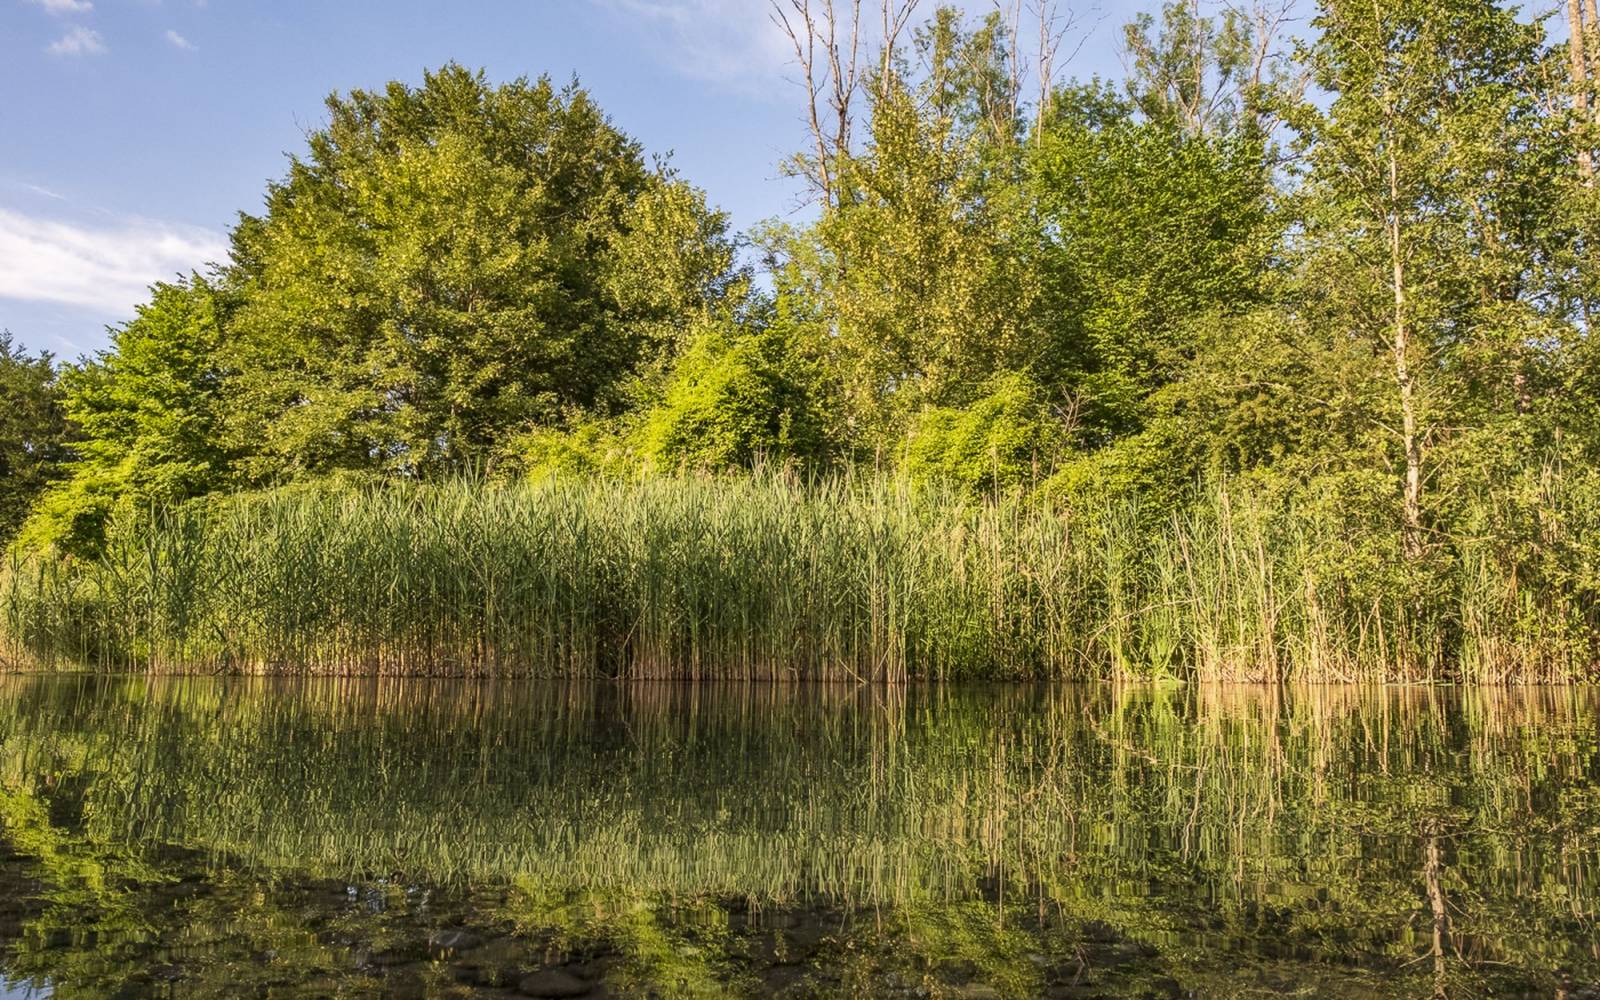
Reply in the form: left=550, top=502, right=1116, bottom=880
left=1568, top=0, right=1594, bottom=178
left=1423, top=833, right=1450, bottom=1000
left=1389, top=145, right=1424, bottom=560
left=1588, top=0, right=1600, bottom=85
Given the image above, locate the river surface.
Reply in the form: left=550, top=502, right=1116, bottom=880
left=0, top=678, right=1596, bottom=999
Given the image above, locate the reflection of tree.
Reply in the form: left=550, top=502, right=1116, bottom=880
left=0, top=777, right=173, bottom=991
left=1408, top=826, right=1455, bottom=1000
left=0, top=678, right=1595, bottom=996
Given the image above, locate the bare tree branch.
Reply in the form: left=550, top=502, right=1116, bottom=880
left=1029, top=0, right=1078, bottom=137
left=772, top=0, right=924, bottom=208
left=771, top=0, right=835, bottom=204
left=879, top=0, right=923, bottom=99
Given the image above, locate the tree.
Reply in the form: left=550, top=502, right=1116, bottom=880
left=225, top=64, right=735, bottom=482
left=904, top=373, right=1064, bottom=495
left=768, top=0, right=925, bottom=209
left=1290, top=0, right=1564, bottom=558
left=772, top=8, right=1042, bottom=456
left=0, top=333, right=68, bottom=546
left=23, top=279, right=235, bottom=556
left=1563, top=0, right=1595, bottom=179
left=1031, top=85, right=1275, bottom=444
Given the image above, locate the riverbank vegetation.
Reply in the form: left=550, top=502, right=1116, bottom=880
left=5, top=472, right=1600, bottom=680
left=6, top=0, right=1600, bottom=679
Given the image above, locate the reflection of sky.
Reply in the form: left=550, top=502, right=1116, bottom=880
left=0, top=977, right=50, bottom=999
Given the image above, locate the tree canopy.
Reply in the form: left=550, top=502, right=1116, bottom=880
left=223, top=64, right=735, bottom=482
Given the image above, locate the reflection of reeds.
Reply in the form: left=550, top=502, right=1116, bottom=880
left=3, top=474, right=1598, bottom=681
left=1, top=678, right=1596, bottom=969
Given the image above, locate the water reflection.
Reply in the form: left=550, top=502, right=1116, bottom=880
left=0, top=678, right=1597, bottom=997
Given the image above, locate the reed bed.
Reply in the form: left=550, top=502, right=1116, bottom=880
left=3, top=472, right=1598, bottom=681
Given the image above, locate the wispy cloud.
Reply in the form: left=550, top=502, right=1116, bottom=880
left=47, top=25, right=106, bottom=56
left=164, top=29, right=196, bottom=50
left=591, top=0, right=1009, bottom=95
left=593, top=0, right=795, bottom=92
left=27, top=0, right=94, bottom=15
left=0, top=207, right=227, bottom=315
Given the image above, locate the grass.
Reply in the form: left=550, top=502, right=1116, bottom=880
left=2, top=469, right=1598, bottom=681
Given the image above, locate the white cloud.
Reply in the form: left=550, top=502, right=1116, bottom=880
left=47, top=25, right=106, bottom=56
left=27, top=0, right=94, bottom=14
left=594, top=0, right=796, bottom=91
left=0, top=207, right=227, bottom=315
left=591, top=0, right=1013, bottom=94
left=165, top=29, right=196, bottom=50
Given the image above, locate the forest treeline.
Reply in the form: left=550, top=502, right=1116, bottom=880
left=6, top=0, right=1600, bottom=678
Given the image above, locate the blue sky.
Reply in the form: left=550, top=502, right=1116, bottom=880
left=2, top=0, right=1257, bottom=359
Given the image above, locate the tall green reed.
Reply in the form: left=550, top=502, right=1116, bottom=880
left=3, top=471, right=1597, bottom=681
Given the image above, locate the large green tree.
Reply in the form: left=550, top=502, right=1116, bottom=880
left=771, top=9, right=1042, bottom=458
left=1286, top=0, right=1570, bottom=557
left=225, top=63, right=735, bottom=481
left=0, top=333, right=68, bottom=546
left=23, top=279, right=235, bottom=556
left=768, top=4, right=1278, bottom=481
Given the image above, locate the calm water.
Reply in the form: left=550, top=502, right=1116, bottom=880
left=0, top=678, right=1597, bottom=999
